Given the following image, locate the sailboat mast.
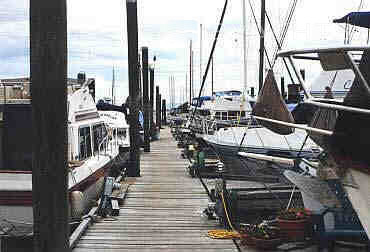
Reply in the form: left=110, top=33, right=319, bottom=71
left=112, top=66, right=115, bottom=104
left=189, top=40, right=192, bottom=104
left=258, top=0, right=266, bottom=92
left=242, top=0, right=247, bottom=96
left=185, top=74, right=187, bottom=104
left=200, top=23, right=203, bottom=95
left=211, top=57, right=214, bottom=95
left=191, top=50, right=194, bottom=99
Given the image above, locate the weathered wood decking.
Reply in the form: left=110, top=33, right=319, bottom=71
left=73, top=128, right=238, bottom=252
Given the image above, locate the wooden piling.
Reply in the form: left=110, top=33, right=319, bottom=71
left=156, top=86, right=160, bottom=133
left=141, top=47, right=150, bottom=152
left=162, top=99, right=166, bottom=125
left=30, top=0, right=70, bottom=251
left=149, top=68, right=154, bottom=137
left=126, top=0, right=140, bottom=177
left=281, top=76, right=285, bottom=99
left=159, top=94, right=162, bottom=129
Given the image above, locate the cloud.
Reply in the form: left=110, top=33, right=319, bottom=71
left=1, top=0, right=370, bottom=105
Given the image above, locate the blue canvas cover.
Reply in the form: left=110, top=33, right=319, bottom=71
left=333, top=12, right=370, bottom=29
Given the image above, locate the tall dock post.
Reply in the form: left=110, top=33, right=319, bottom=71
left=142, top=47, right=150, bottom=152
left=149, top=68, right=154, bottom=137
left=162, top=99, right=166, bottom=125
left=159, top=94, right=162, bottom=129
left=126, top=0, right=140, bottom=177
left=30, top=0, right=70, bottom=250
left=156, top=86, right=160, bottom=133
left=281, top=77, right=285, bottom=99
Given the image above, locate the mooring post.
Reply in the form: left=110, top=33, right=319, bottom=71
left=149, top=68, right=154, bottom=137
left=126, top=0, right=140, bottom=177
left=281, top=77, right=285, bottom=99
left=156, top=86, right=160, bottom=133
left=162, top=99, right=166, bottom=125
left=30, top=0, right=70, bottom=251
left=142, top=47, right=150, bottom=152
left=164, top=99, right=167, bottom=125
left=159, top=94, right=162, bottom=129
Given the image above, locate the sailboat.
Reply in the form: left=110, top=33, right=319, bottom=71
left=254, top=38, right=370, bottom=240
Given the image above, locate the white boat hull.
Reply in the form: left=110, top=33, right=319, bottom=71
left=344, top=169, right=370, bottom=238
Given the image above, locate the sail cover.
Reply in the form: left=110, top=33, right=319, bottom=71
left=252, top=69, right=295, bottom=135
left=333, top=12, right=370, bottom=29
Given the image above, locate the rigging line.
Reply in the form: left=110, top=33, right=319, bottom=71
left=247, top=0, right=272, bottom=69
left=188, top=0, right=229, bottom=124
left=238, top=157, right=285, bottom=207
left=279, top=0, right=295, bottom=43
left=329, top=71, right=339, bottom=90
left=266, top=12, right=295, bottom=84
left=281, top=0, right=297, bottom=46
left=348, top=0, right=364, bottom=43
left=273, top=0, right=297, bottom=61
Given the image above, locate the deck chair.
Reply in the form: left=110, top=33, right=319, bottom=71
left=284, top=171, right=369, bottom=252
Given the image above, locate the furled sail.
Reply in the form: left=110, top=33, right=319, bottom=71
left=252, top=69, right=295, bottom=135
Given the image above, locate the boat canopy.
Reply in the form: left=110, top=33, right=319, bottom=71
left=191, top=96, right=212, bottom=107
left=333, top=12, right=370, bottom=29
left=213, top=90, right=241, bottom=97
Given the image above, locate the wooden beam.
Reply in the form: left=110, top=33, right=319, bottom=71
left=142, top=47, right=150, bottom=152
left=162, top=99, right=166, bottom=125
left=149, top=68, right=154, bottom=137
left=126, top=0, right=140, bottom=177
left=30, top=0, right=69, bottom=250
left=156, top=86, right=160, bottom=133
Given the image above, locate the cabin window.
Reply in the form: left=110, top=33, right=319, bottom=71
left=222, top=112, right=227, bottom=120
left=200, top=110, right=210, bottom=116
left=93, top=124, right=108, bottom=153
left=79, top=126, right=92, bottom=160
left=117, top=128, right=127, bottom=145
left=228, top=111, right=238, bottom=120
left=215, top=112, right=221, bottom=120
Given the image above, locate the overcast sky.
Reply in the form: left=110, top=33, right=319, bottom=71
left=1, top=0, right=369, bottom=105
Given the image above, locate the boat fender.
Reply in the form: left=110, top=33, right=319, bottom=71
left=70, top=191, right=86, bottom=219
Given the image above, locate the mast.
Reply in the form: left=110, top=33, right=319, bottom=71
left=258, top=0, right=266, bottom=92
left=242, top=0, right=247, bottom=97
left=185, top=73, right=188, bottom=104
left=189, top=40, right=192, bottom=104
left=200, top=23, right=203, bottom=95
left=191, top=50, right=194, bottom=99
left=168, top=76, right=171, bottom=108
left=211, top=57, right=214, bottom=95
left=112, top=65, right=115, bottom=104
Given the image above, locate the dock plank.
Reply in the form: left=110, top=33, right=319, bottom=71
left=72, top=128, right=238, bottom=251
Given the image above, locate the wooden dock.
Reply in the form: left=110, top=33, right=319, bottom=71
left=73, top=127, right=239, bottom=252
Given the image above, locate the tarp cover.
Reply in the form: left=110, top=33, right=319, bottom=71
left=252, top=69, right=295, bottom=135
left=333, top=12, right=370, bottom=29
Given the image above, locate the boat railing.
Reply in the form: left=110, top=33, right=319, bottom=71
left=98, top=135, right=109, bottom=160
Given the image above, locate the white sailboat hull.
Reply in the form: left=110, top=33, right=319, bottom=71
left=344, top=169, right=370, bottom=238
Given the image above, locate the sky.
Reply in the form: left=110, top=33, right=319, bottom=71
left=1, top=0, right=369, bottom=106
